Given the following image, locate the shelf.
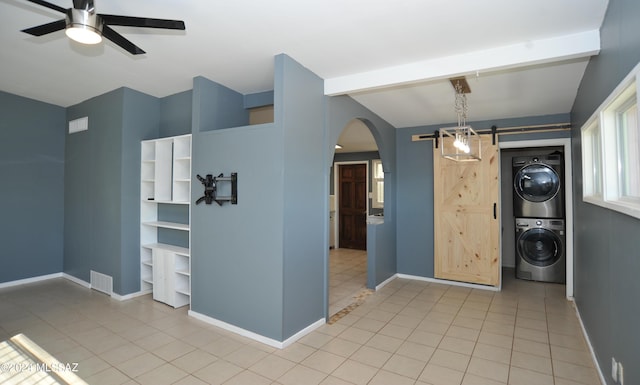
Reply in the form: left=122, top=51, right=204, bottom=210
left=142, top=199, right=189, bottom=205
left=142, top=242, right=190, bottom=256
left=175, top=287, right=190, bottom=296
left=142, top=221, right=189, bottom=231
left=141, top=134, right=191, bottom=309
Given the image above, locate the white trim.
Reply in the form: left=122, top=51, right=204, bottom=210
left=371, top=159, right=384, bottom=209
left=375, top=274, right=397, bottom=291
left=188, top=310, right=325, bottom=349
left=396, top=274, right=501, bottom=292
left=62, top=273, right=90, bottom=289
left=325, top=30, right=600, bottom=95
left=580, top=64, right=640, bottom=220
left=112, top=290, right=150, bottom=301
left=280, top=319, right=325, bottom=349
left=499, top=137, right=574, bottom=299
left=581, top=61, right=640, bottom=134
left=63, top=273, right=149, bottom=301
left=571, top=299, right=607, bottom=385
left=0, top=273, right=63, bottom=289
left=1, top=273, right=152, bottom=302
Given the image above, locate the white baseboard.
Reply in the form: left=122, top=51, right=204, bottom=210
left=1, top=272, right=151, bottom=303
left=62, top=273, right=90, bottom=288
left=376, top=274, right=397, bottom=291
left=188, top=310, right=324, bottom=349
left=571, top=299, right=606, bottom=385
left=112, top=290, right=150, bottom=301
left=62, top=273, right=149, bottom=301
left=396, top=273, right=501, bottom=292
left=0, top=273, right=63, bottom=289
left=281, top=318, right=325, bottom=349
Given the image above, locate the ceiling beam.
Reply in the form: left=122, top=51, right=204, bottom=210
left=324, top=30, right=600, bottom=96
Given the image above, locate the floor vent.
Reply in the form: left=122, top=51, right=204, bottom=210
left=90, top=270, right=113, bottom=295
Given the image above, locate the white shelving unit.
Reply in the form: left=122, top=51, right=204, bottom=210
left=140, top=134, right=192, bottom=308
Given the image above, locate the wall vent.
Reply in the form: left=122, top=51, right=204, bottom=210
left=90, top=270, right=113, bottom=295
left=68, top=116, right=88, bottom=134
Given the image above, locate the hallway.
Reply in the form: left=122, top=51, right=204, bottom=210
left=328, top=248, right=368, bottom=316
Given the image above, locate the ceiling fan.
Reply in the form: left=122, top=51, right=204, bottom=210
left=20, top=0, right=186, bottom=55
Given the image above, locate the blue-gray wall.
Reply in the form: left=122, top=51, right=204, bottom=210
left=276, top=54, right=326, bottom=339
left=190, top=74, right=286, bottom=340
left=190, top=55, right=398, bottom=342
left=160, top=90, right=192, bottom=138
left=120, top=89, right=163, bottom=294
left=192, top=76, right=248, bottom=131
left=65, top=88, right=159, bottom=295
left=0, top=91, right=65, bottom=283
left=570, top=0, right=640, bottom=384
left=396, top=114, right=571, bottom=279
left=191, top=123, right=285, bottom=340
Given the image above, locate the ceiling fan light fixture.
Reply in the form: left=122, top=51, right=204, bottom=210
left=65, top=8, right=102, bottom=44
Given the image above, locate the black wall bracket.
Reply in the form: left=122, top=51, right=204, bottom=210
left=196, top=172, right=238, bottom=206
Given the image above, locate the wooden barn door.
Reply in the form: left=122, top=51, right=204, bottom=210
left=433, top=135, right=500, bottom=286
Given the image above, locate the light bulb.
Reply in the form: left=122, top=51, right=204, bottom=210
left=66, top=26, right=102, bottom=44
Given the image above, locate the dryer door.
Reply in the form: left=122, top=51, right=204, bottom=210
left=514, top=164, right=560, bottom=203
left=517, top=228, right=562, bottom=267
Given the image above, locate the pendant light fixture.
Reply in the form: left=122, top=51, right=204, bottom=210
left=439, top=77, right=481, bottom=161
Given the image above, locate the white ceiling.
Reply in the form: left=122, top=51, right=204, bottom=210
left=0, top=0, right=609, bottom=152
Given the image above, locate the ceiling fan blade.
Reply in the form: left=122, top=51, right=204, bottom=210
left=24, top=0, right=67, bottom=13
left=102, top=25, right=145, bottom=55
left=22, top=19, right=66, bottom=36
left=99, top=14, right=185, bottom=30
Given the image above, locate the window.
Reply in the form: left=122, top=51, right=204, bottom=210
left=616, top=98, right=640, bottom=201
left=581, top=62, right=640, bottom=219
left=372, top=159, right=384, bottom=208
left=581, top=120, right=602, bottom=199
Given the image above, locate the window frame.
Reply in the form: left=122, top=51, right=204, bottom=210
left=581, top=119, right=603, bottom=201
left=371, top=159, right=384, bottom=209
left=580, top=61, right=640, bottom=219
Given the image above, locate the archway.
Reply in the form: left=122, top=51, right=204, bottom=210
left=327, top=118, right=384, bottom=317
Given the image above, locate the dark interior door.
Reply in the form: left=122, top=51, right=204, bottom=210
left=339, top=164, right=367, bottom=250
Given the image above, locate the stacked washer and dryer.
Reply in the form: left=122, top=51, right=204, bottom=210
left=512, top=152, right=566, bottom=283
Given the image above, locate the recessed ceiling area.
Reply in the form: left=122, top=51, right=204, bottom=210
left=0, top=0, right=609, bottom=138
left=335, top=120, right=378, bottom=154
left=350, top=58, right=590, bottom=129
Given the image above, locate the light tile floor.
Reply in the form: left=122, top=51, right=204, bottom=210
left=0, top=264, right=602, bottom=385
left=329, top=248, right=368, bottom=316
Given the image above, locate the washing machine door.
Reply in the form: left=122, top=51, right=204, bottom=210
left=514, top=164, right=560, bottom=203
left=517, top=228, right=562, bottom=267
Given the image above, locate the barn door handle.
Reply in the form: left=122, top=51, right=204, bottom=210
left=493, top=203, right=497, bottom=219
